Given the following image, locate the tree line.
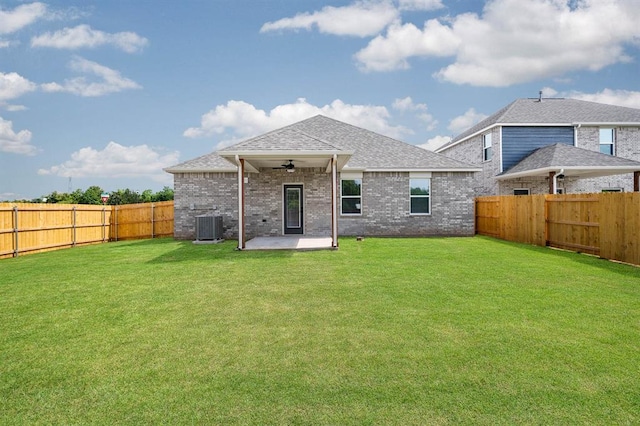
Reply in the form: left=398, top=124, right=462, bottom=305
left=24, top=186, right=174, bottom=205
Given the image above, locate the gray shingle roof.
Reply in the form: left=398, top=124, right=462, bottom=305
left=166, top=115, right=478, bottom=173
left=500, top=143, right=640, bottom=178
left=438, top=98, right=640, bottom=152
left=164, top=151, right=236, bottom=173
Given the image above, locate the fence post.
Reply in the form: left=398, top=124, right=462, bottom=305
left=544, top=195, right=549, bottom=246
left=115, top=206, right=118, bottom=241
left=151, top=203, right=155, bottom=239
left=101, top=207, right=106, bottom=242
left=72, top=206, right=77, bottom=247
left=12, top=206, right=18, bottom=257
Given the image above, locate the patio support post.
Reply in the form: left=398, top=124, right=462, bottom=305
left=548, top=171, right=556, bottom=194
left=331, top=154, right=338, bottom=248
left=635, top=171, right=640, bottom=192
left=236, top=155, right=246, bottom=249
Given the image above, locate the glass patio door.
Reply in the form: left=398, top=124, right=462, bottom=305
left=284, top=185, right=303, bottom=234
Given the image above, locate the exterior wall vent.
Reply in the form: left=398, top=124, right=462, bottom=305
left=195, top=215, right=223, bottom=241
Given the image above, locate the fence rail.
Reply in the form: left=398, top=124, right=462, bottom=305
left=0, top=201, right=174, bottom=259
left=476, top=193, right=640, bottom=266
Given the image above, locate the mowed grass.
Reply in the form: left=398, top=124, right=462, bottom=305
left=1, top=237, right=639, bottom=425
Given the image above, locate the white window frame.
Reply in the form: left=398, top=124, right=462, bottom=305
left=599, top=128, right=615, bottom=156
left=482, top=133, right=492, bottom=162
left=409, top=173, right=431, bottom=216
left=513, top=188, right=530, bottom=196
left=602, top=188, right=623, bottom=193
left=340, top=173, right=362, bottom=216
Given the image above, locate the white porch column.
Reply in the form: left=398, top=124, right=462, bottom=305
left=331, top=154, right=338, bottom=248
left=236, top=155, right=245, bottom=249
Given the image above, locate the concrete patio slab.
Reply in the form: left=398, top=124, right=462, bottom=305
left=244, top=237, right=334, bottom=251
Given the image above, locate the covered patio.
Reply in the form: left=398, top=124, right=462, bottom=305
left=217, top=129, right=353, bottom=250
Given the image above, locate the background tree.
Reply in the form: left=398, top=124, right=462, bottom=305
left=35, top=186, right=173, bottom=205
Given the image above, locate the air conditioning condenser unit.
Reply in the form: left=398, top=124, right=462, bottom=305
left=195, top=215, right=223, bottom=241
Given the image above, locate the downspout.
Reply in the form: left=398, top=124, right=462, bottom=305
left=331, top=154, right=338, bottom=248
left=235, top=155, right=245, bottom=250
left=574, top=123, right=581, bottom=147
left=552, top=168, right=564, bottom=194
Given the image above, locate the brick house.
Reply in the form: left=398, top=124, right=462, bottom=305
left=436, top=98, right=640, bottom=195
left=165, top=115, right=480, bottom=248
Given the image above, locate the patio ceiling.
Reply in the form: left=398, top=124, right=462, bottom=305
left=218, top=150, right=353, bottom=173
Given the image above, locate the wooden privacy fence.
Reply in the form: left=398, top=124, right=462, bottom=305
left=0, top=201, right=174, bottom=259
left=476, top=193, right=640, bottom=266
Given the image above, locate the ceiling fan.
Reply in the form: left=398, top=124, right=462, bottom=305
left=273, top=160, right=296, bottom=172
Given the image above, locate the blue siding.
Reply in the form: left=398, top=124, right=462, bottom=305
left=502, top=126, right=574, bottom=171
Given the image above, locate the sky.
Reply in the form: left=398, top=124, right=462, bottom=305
left=1, top=0, right=640, bottom=201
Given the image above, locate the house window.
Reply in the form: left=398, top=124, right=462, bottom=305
left=602, top=188, right=623, bottom=193
left=341, top=179, right=362, bottom=215
left=410, top=178, right=430, bottom=215
left=483, top=133, right=492, bottom=161
left=513, top=189, right=530, bottom=196
left=599, top=128, right=615, bottom=155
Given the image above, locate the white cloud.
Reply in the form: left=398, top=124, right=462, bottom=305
left=184, top=98, right=411, bottom=148
left=0, top=2, right=47, bottom=35
left=417, top=135, right=450, bottom=151
left=448, top=108, right=488, bottom=134
left=0, top=72, right=37, bottom=102
left=356, top=0, right=640, bottom=86
left=398, top=0, right=443, bottom=11
left=31, top=24, right=148, bottom=53
left=392, top=96, right=427, bottom=112
left=392, top=96, right=437, bottom=130
left=38, top=141, right=179, bottom=181
left=261, top=0, right=399, bottom=37
left=0, top=117, right=37, bottom=155
left=355, top=19, right=459, bottom=71
left=554, top=88, right=640, bottom=109
left=41, top=56, right=141, bottom=97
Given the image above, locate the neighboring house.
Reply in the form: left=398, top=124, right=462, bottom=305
left=165, top=115, right=480, bottom=248
left=436, top=98, right=640, bottom=195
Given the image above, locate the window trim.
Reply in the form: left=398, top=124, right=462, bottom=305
left=513, top=188, right=530, bottom=196
left=599, top=127, right=615, bottom=156
left=482, top=132, right=492, bottom=162
left=409, top=177, right=431, bottom=216
left=602, top=187, right=623, bottom=193
left=340, top=178, right=362, bottom=216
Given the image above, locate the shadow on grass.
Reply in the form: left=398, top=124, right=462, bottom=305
left=477, top=235, right=640, bottom=279
left=143, top=238, right=295, bottom=264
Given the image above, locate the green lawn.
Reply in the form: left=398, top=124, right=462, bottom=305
left=1, top=237, right=639, bottom=425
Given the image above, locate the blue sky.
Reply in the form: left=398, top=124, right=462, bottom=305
left=1, top=0, right=639, bottom=200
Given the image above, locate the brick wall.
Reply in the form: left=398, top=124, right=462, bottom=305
left=173, top=172, right=238, bottom=240
left=339, top=171, right=476, bottom=237
left=173, top=169, right=477, bottom=239
left=573, top=126, right=639, bottom=192
left=440, top=128, right=500, bottom=196
left=245, top=168, right=332, bottom=238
